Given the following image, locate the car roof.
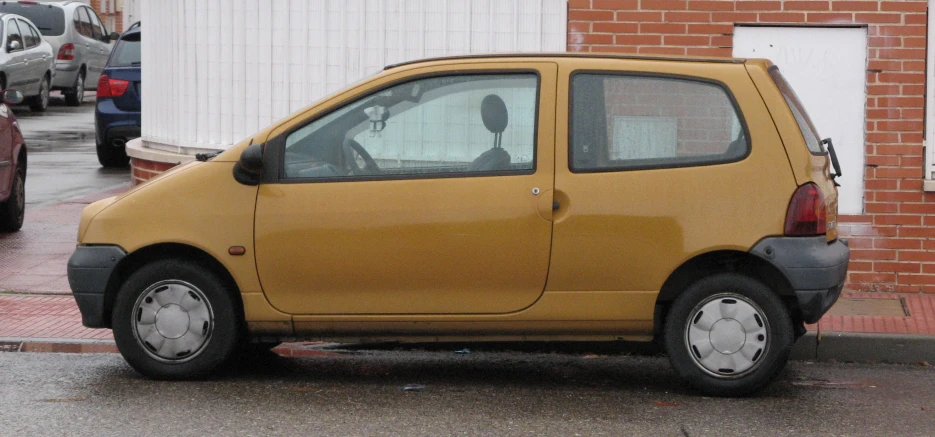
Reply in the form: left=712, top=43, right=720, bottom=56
left=384, top=52, right=746, bottom=70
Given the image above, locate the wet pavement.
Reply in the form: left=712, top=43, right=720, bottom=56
left=0, top=350, right=933, bottom=436
left=13, top=92, right=130, bottom=207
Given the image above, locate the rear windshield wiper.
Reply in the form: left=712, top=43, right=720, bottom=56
left=821, top=138, right=842, bottom=186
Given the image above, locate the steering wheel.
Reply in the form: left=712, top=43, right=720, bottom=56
left=342, top=138, right=381, bottom=175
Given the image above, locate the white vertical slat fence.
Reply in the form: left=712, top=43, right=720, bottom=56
left=141, top=0, right=568, bottom=153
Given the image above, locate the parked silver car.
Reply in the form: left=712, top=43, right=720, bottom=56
left=0, top=12, right=54, bottom=111
left=0, top=1, right=116, bottom=107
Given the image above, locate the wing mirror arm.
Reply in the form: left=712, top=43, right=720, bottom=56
left=233, top=143, right=264, bottom=186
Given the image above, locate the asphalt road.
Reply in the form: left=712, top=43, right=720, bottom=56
left=0, top=348, right=933, bottom=436
left=13, top=93, right=130, bottom=207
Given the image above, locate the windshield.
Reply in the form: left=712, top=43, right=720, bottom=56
left=769, top=66, right=824, bottom=154
left=0, top=3, right=65, bottom=36
left=109, top=34, right=140, bottom=67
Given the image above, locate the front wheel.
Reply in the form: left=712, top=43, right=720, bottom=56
left=664, top=273, right=793, bottom=397
left=0, top=166, right=25, bottom=232
left=112, top=259, right=242, bottom=379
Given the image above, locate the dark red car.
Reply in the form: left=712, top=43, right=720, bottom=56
left=0, top=89, right=26, bottom=232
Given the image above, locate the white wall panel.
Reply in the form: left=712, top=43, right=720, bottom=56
left=142, top=0, right=567, bottom=152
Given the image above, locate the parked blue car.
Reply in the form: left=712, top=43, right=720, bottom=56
left=95, top=22, right=139, bottom=167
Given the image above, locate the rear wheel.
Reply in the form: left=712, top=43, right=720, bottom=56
left=96, top=139, right=129, bottom=167
left=27, top=75, right=49, bottom=112
left=64, top=70, right=85, bottom=106
left=112, top=259, right=242, bottom=379
left=664, top=273, right=793, bottom=397
left=0, top=166, right=25, bottom=232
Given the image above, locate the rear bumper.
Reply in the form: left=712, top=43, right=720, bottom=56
left=52, top=63, right=80, bottom=89
left=750, top=236, right=850, bottom=324
left=67, top=245, right=126, bottom=328
left=95, top=100, right=141, bottom=146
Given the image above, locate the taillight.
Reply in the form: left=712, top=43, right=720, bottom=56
left=784, top=183, right=827, bottom=236
left=97, top=75, right=129, bottom=98
left=57, top=43, right=75, bottom=60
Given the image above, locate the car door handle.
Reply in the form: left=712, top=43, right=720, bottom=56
left=552, top=201, right=560, bottom=211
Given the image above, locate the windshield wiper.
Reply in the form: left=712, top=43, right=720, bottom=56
left=195, top=151, right=221, bottom=162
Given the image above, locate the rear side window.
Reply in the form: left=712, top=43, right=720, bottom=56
left=5, top=18, right=22, bottom=51
left=109, top=33, right=140, bottom=67
left=74, top=7, right=92, bottom=38
left=87, top=8, right=105, bottom=38
left=570, top=73, right=747, bottom=172
left=769, top=67, right=824, bottom=154
left=0, top=3, right=65, bottom=36
left=20, top=20, right=40, bottom=48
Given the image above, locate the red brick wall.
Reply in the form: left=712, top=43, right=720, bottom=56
left=568, top=0, right=931, bottom=293
left=130, top=158, right=178, bottom=186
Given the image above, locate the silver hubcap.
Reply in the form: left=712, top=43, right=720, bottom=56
left=40, top=79, right=48, bottom=107
left=685, top=294, right=769, bottom=378
left=132, top=280, right=214, bottom=363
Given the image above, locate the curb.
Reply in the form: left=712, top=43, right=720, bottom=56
left=0, top=338, right=118, bottom=354
left=3, top=333, right=934, bottom=364
left=791, top=331, right=935, bottom=364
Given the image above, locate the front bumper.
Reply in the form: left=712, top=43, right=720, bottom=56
left=67, top=245, right=127, bottom=328
left=751, top=236, right=850, bottom=324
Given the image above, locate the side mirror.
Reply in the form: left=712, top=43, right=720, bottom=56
left=233, top=143, right=264, bottom=185
left=104, top=32, right=120, bottom=43
left=7, top=40, right=20, bottom=52
left=2, top=89, right=23, bottom=105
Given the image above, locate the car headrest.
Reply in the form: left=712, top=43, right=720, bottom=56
left=481, top=94, right=508, bottom=134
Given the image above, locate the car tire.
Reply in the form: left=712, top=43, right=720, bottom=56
left=112, top=259, right=242, bottom=380
left=96, top=140, right=130, bottom=167
left=0, top=166, right=25, bottom=232
left=64, top=70, right=85, bottom=107
left=27, top=75, right=50, bottom=112
left=663, top=273, right=793, bottom=397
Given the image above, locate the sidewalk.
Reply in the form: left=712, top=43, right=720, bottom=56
left=2, top=186, right=935, bottom=363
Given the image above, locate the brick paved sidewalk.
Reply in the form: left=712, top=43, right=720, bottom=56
left=0, top=184, right=130, bottom=295
left=2, top=185, right=935, bottom=359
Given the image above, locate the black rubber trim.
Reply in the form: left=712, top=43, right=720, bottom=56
left=749, top=236, right=849, bottom=323
left=67, top=245, right=127, bottom=328
left=384, top=53, right=744, bottom=70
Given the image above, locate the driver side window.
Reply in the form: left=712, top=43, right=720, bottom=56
left=283, top=73, right=538, bottom=180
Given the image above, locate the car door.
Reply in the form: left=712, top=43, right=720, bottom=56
left=254, top=62, right=557, bottom=315
left=18, top=19, right=46, bottom=83
left=3, top=18, right=29, bottom=94
left=85, top=8, right=109, bottom=79
left=548, top=59, right=782, bottom=315
left=74, top=7, right=99, bottom=84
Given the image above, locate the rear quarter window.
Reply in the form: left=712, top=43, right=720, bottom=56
left=109, top=34, right=140, bottom=67
left=769, top=67, right=824, bottom=155
left=0, top=3, right=65, bottom=36
left=570, top=73, right=748, bottom=172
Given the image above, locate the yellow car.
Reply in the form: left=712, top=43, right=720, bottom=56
left=68, top=54, right=848, bottom=396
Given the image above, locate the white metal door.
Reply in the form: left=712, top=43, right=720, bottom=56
left=733, top=26, right=867, bottom=215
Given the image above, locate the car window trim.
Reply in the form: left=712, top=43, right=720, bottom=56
left=266, top=69, right=543, bottom=185
left=567, top=69, right=752, bottom=174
